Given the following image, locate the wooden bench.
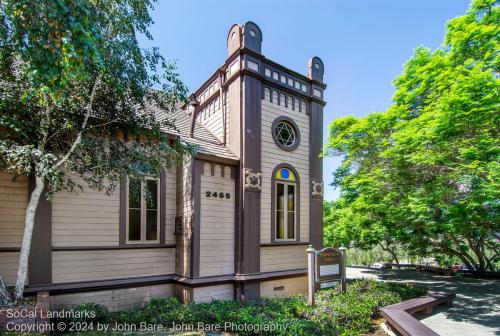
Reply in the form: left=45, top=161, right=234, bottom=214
left=380, top=292, right=455, bottom=336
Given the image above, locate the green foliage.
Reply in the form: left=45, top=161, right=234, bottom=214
left=55, top=279, right=427, bottom=336
left=324, top=0, right=500, bottom=271
left=0, top=0, right=193, bottom=197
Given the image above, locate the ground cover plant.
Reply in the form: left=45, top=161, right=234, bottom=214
left=50, top=279, right=427, bottom=336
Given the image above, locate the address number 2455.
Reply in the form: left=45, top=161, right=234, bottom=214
left=205, top=191, right=230, bottom=199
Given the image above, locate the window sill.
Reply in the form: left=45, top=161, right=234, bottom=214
left=52, top=244, right=176, bottom=251
left=261, top=241, right=310, bottom=247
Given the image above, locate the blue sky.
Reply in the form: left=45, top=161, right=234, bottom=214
left=139, top=0, right=470, bottom=200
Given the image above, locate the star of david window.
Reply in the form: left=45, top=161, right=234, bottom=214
left=272, top=117, right=300, bottom=151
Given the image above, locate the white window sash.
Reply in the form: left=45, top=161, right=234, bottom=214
left=275, top=180, right=296, bottom=241
left=126, top=176, right=161, bottom=244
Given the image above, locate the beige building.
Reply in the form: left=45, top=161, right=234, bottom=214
left=0, top=22, right=326, bottom=311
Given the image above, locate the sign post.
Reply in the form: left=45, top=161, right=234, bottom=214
left=307, top=245, right=316, bottom=306
left=307, top=245, right=346, bottom=305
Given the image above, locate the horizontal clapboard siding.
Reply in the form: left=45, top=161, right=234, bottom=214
left=52, top=248, right=175, bottom=283
left=260, top=275, right=307, bottom=298
left=52, top=175, right=119, bottom=246
left=199, top=163, right=235, bottom=277
left=260, top=245, right=308, bottom=272
left=0, top=252, right=21, bottom=286
left=164, top=170, right=177, bottom=244
left=260, top=93, right=310, bottom=244
left=193, top=284, right=233, bottom=303
left=0, top=172, right=28, bottom=247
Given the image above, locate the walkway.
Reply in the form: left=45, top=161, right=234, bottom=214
left=347, top=267, right=500, bottom=336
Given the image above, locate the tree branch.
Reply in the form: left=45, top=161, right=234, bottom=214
left=54, top=76, right=100, bottom=169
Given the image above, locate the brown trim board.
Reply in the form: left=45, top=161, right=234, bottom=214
left=119, top=178, right=127, bottom=245
left=160, top=169, right=167, bottom=245
left=24, top=269, right=308, bottom=295
left=52, top=244, right=176, bottom=251
left=28, top=178, right=52, bottom=286
left=190, top=159, right=204, bottom=278
left=0, top=247, right=21, bottom=252
left=309, top=100, right=324, bottom=249
left=235, top=71, right=262, bottom=301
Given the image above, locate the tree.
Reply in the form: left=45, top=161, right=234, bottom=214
left=324, top=0, right=499, bottom=271
left=0, top=0, right=192, bottom=301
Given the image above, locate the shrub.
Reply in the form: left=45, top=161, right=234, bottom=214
left=54, top=279, right=427, bottom=336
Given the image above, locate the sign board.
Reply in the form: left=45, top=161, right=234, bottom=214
left=307, top=246, right=346, bottom=305
left=315, top=247, right=343, bottom=283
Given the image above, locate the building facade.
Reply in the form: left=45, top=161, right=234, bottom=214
left=0, top=22, right=326, bottom=311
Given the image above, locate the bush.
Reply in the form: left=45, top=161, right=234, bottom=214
left=56, top=279, right=427, bottom=336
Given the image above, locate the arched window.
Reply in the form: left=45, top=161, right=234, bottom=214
left=272, top=165, right=300, bottom=242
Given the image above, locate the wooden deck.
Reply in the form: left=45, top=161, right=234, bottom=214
left=380, top=292, right=455, bottom=336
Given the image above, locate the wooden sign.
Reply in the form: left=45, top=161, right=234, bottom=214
left=316, top=247, right=343, bottom=282
left=307, top=246, right=346, bottom=305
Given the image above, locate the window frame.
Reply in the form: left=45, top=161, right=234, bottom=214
left=271, top=116, right=301, bottom=151
left=275, top=180, right=297, bottom=242
left=271, top=164, right=300, bottom=243
left=126, top=176, right=161, bottom=244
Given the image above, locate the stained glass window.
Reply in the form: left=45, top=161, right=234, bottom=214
left=275, top=167, right=296, bottom=181
left=274, top=121, right=297, bottom=148
left=275, top=166, right=297, bottom=241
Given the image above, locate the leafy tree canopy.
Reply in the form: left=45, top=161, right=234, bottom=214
left=325, top=0, right=499, bottom=271
left=0, top=0, right=193, bottom=300
left=0, top=0, right=192, bottom=196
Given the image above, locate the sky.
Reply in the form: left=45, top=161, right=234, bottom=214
left=138, top=0, right=471, bottom=201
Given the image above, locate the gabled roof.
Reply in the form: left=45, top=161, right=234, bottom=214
left=151, top=105, right=239, bottom=163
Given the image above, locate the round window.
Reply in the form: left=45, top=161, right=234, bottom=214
left=272, top=117, right=300, bottom=151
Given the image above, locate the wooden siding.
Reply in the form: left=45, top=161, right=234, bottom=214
left=260, top=91, right=310, bottom=243
left=0, top=252, right=20, bottom=286
left=199, top=163, right=235, bottom=277
left=52, top=175, right=119, bottom=247
left=260, top=275, right=307, bottom=298
left=197, top=97, right=224, bottom=142
left=0, top=172, right=28, bottom=247
left=192, top=284, right=233, bottom=303
left=50, top=284, right=174, bottom=312
left=176, top=159, right=192, bottom=277
left=260, top=245, right=307, bottom=272
left=163, top=169, right=177, bottom=244
left=52, top=248, right=175, bottom=283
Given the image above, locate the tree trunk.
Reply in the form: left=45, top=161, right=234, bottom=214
left=0, top=275, right=11, bottom=306
left=14, top=176, right=44, bottom=301
left=379, top=243, right=400, bottom=266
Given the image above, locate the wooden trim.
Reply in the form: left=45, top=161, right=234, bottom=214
left=52, top=244, right=176, bottom=251
left=25, top=274, right=176, bottom=295
left=260, top=242, right=310, bottom=247
left=271, top=163, right=301, bottom=243
left=28, top=178, right=52, bottom=286
left=190, top=159, right=203, bottom=278
left=236, top=76, right=262, bottom=273
left=234, top=268, right=307, bottom=282
left=0, top=247, right=21, bottom=252
left=271, top=116, right=301, bottom=151
left=174, top=274, right=235, bottom=288
left=119, top=178, right=127, bottom=246
left=309, top=101, right=324, bottom=249
left=24, top=269, right=308, bottom=295
left=195, top=153, right=239, bottom=166
left=160, top=169, right=166, bottom=245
